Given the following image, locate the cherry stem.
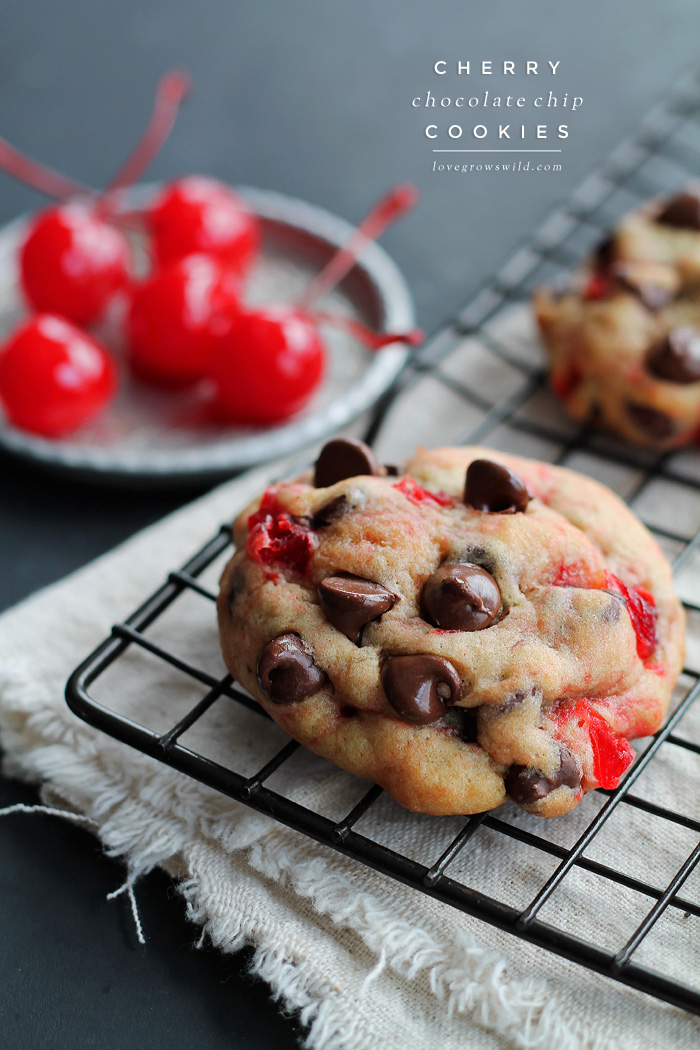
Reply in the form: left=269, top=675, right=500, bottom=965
left=0, top=138, right=90, bottom=201
left=299, top=183, right=419, bottom=308
left=100, top=70, right=190, bottom=214
left=311, top=310, right=423, bottom=352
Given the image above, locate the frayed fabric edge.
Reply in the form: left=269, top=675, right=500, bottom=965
left=0, top=658, right=625, bottom=1050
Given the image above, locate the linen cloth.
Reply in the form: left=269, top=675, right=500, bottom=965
left=2, top=314, right=700, bottom=1049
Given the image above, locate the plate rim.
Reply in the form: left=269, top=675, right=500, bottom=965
left=0, top=184, right=415, bottom=482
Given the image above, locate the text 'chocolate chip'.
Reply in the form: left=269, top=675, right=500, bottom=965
left=382, top=654, right=461, bottom=725
left=314, top=438, right=380, bottom=487
left=257, top=634, right=327, bottom=703
left=422, top=563, right=500, bottom=632
left=319, top=575, right=396, bottom=644
left=647, top=327, right=700, bottom=384
left=465, top=459, right=530, bottom=513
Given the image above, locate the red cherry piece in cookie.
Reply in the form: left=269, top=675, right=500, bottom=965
left=656, top=192, right=700, bottom=230
left=20, top=204, right=131, bottom=325
left=605, top=574, right=657, bottom=660
left=505, top=746, right=580, bottom=806
left=647, top=327, right=700, bottom=384
left=382, top=653, right=461, bottom=725
left=393, top=476, right=453, bottom=506
left=422, top=563, right=500, bottom=632
left=465, top=459, right=530, bottom=513
left=551, top=363, right=582, bottom=401
left=246, top=489, right=315, bottom=575
left=127, top=253, right=241, bottom=387
left=148, top=176, right=259, bottom=275
left=208, top=305, right=326, bottom=425
left=319, top=574, right=396, bottom=644
left=257, top=633, right=327, bottom=703
left=314, top=437, right=380, bottom=487
left=0, top=314, right=117, bottom=437
left=583, top=272, right=611, bottom=301
left=559, top=699, right=635, bottom=790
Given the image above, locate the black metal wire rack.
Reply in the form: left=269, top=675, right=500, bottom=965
left=67, top=71, right=700, bottom=1018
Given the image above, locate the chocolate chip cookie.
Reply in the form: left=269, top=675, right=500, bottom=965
left=535, top=189, right=700, bottom=448
left=217, top=439, right=685, bottom=817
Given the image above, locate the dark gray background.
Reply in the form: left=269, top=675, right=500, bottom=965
left=1, top=2, right=699, bottom=1047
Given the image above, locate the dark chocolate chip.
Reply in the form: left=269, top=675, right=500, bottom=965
left=444, top=706, right=479, bottom=743
left=384, top=464, right=400, bottom=477
left=656, top=192, right=700, bottom=230
left=382, top=654, right=461, bottom=725
left=422, top=563, right=500, bottom=632
left=319, top=574, right=396, bottom=644
left=614, top=270, right=673, bottom=311
left=625, top=402, right=676, bottom=440
left=593, top=233, right=616, bottom=269
left=465, top=459, right=530, bottom=513
left=505, top=746, right=580, bottom=806
left=314, top=438, right=380, bottom=487
left=311, top=494, right=348, bottom=528
left=257, top=633, right=327, bottom=703
left=647, top=327, right=700, bottom=384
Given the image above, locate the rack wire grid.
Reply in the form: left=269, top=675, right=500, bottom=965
left=67, top=71, right=700, bottom=1018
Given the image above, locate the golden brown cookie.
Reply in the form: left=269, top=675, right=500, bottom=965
left=535, top=189, right=700, bottom=448
left=217, top=440, right=685, bottom=817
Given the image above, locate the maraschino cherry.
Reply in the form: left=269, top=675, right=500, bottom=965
left=20, top=205, right=131, bottom=325
left=0, top=314, right=117, bottom=436
left=209, top=306, right=325, bottom=424
left=127, top=253, right=241, bottom=386
left=0, top=71, right=191, bottom=325
left=147, top=176, right=259, bottom=275
left=207, top=184, right=421, bottom=425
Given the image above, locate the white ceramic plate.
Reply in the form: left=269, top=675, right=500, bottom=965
left=0, top=185, right=415, bottom=485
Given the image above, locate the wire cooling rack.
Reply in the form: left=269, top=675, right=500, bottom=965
left=67, top=71, right=700, bottom=1017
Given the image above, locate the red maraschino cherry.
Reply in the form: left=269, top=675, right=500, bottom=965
left=208, top=305, right=325, bottom=424
left=0, top=71, right=190, bottom=325
left=127, top=253, right=241, bottom=386
left=147, top=176, right=259, bottom=275
left=206, top=184, right=421, bottom=425
left=0, top=314, right=117, bottom=436
left=20, top=205, right=131, bottom=325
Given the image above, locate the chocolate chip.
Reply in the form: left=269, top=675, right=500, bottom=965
left=505, top=747, right=580, bottom=806
left=314, top=438, right=380, bottom=487
left=614, top=269, right=673, bottom=311
left=257, top=634, right=327, bottom=703
left=444, top=706, right=479, bottom=742
left=593, top=233, right=616, bottom=269
left=382, top=654, right=461, bottom=725
left=384, top=464, right=400, bottom=477
left=647, top=327, right=700, bottom=384
left=656, top=192, right=700, bottom=230
left=319, top=574, right=396, bottom=644
left=625, top=402, right=676, bottom=440
left=422, top=563, right=500, bottom=632
left=465, top=459, right=530, bottom=513
left=311, top=494, right=348, bottom=528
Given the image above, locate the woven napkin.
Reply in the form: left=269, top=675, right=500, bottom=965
left=2, top=311, right=700, bottom=1050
